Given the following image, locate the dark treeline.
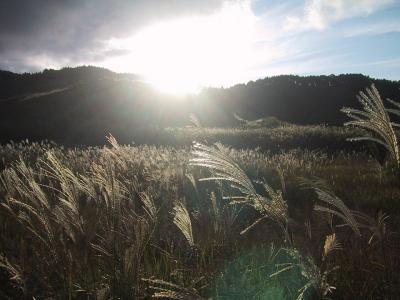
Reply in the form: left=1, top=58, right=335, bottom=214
left=202, top=74, right=400, bottom=125
left=0, top=66, right=399, bottom=144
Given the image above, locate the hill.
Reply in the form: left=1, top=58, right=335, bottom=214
left=0, top=66, right=399, bottom=144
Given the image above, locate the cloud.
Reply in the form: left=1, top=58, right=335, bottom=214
left=1, top=0, right=398, bottom=82
left=343, top=20, right=400, bottom=37
left=285, top=0, right=396, bottom=31
left=0, top=0, right=225, bottom=72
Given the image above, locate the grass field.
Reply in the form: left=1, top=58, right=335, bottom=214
left=0, top=123, right=399, bottom=299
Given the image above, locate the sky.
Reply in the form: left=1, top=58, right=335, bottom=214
left=0, top=0, right=399, bottom=91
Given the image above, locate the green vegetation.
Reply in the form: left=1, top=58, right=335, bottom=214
left=0, top=85, right=399, bottom=299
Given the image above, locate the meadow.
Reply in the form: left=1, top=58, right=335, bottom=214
left=1, top=86, right=400, bottom=299
left=0, top=86, right=400, bottom=300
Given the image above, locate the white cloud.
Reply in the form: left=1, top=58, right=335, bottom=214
left=285, top=0, right=396, bottom=31
left=0, top=0, right=226, bottom=72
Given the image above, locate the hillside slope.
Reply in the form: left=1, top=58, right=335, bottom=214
left=0, top=66, right=399, bottom=144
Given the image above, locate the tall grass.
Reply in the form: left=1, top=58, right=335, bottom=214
left=1, top=87, right=400, bottom=298
left=342, top=84, right=400, bottom=165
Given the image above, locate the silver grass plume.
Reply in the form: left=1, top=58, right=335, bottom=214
left=190, top=142, right=288, bottom=234
left=190, top=142, right=257, bottom=197
left=323, top=233, right=342, bottom=257
left=314, top=188, right=360, bottom=236
left=0, top=255, right=23, bottom=287
left=1, top=158, right=56, bottom=250
left=341, top=84, right=400, bottom=165
left=298, top=177, right=361, bottom=236
left=140, top=192, right=157, bottom=222
left=172, top=201, right=194, bottom=247
left=142, top=278, right=205, bottom=299
left=353, top=210, right=389, bottom=244
left=270, top=248, right=337, bottom=300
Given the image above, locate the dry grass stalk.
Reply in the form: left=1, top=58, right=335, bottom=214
left=341, top=84, right=400, bottom=164
left=172, top=201, right=194, bottom=247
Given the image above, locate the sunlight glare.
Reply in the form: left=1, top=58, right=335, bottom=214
left=106, top=1, right=261, bottom=94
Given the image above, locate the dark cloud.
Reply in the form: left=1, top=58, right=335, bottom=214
left=0, top=0, right=225, bottom=72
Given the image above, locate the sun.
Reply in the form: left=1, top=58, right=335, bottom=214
left=105, top=1, right=260, bottom=95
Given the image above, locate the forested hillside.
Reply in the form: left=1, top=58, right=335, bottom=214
left=1, top=66, right=399, bottom=144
